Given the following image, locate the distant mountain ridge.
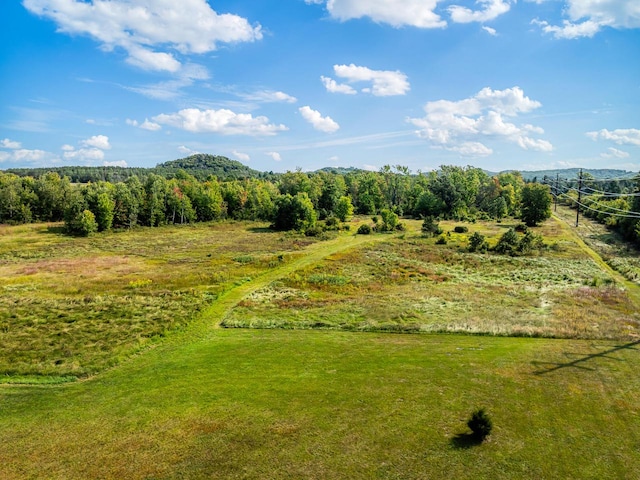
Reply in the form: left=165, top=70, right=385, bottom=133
left=3, top=153, right=637, bottom=183
left=499, top=168, right=636, bottom=181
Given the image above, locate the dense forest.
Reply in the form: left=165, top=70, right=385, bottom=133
left=1, top=155, right=639, bottom=245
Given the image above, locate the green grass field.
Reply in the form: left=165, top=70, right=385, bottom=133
left=1, top=215, right=640, bottom=478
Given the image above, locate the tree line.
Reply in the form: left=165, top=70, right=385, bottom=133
left=0, top=164, right=577, bottom=237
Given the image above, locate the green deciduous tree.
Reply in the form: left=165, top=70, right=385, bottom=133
left=520, top=183, right=552, bottom=226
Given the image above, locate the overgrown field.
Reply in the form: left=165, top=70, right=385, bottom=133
left=1, top=330, right=639, bottom=479
left=2, top=217, right=640, bottom=479
left=0, top=221, right=320, bottom=379
left=223, top=219, right=640, bottom=339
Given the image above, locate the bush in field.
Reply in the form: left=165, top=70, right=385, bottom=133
left=435, top=235, right=447, bottom=245
left=357, top=224, right=372, bottom=235
left=468, top=232, right=488, bottom=252
left=454, top=225, right=469, bottom=233
left=71, top=210, right=98, bottom=237
left=378, top=209, right=399, bottom=232
left=467, top=408, right=492, bottom=440
left=421, top=216, right=443, bottom=237
left=273, top=192, right=317, bottom=231
left=494, top=228, right=519, bottom=255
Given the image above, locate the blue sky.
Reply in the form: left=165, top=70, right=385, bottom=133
left=1, top=0, right=639, bottom=173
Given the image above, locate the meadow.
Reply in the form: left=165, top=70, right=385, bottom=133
left=1, top=214, right=640, bottom=479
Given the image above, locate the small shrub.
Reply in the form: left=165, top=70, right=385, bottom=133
left=324, top=217, right=340, bottom=229
left=468, top=232, right=488, bottom=253
left=421, top=216, right=443, bottom=237
left=357, top=224, right=372, bottom=235
left=395, top=222, right=406, bottom=231
left=515, top=223, right=529, bottom=233
left=454, top=225, right=469, bottom=233
left=494, top=228, right=519, bottom=255
left=304, top=225, right=324, bottom=237
left=467, top=408, right=492, bottom=440
left=435, top=235, right=447, bottom=245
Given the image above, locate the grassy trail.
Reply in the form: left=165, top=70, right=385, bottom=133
left=552, top=210, right=640, bottom=308
left=198, top=231, right=397, bottom=330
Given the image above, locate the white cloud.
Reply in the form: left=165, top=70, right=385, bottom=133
left=482, top=26, right=497, bottom=35
left=23, top=0, right=262, bottom=72
left=324, top=64, right=410, bottom=96
left=533, top=0, right=640, bottom=39
left=532, top=19, right=602, bottom=39
left=81, top=134, right=111, bottom=150
left=232, top=150, right=251, bottom=161
left=104, top=160, right=128, bottom=167
left=0, top=152, right=10, bottom=162
left=177, top=145, right=199, bottom=155
left=1, top=138, right=22, bottom=149
left=63, top=148, right=105, bottom=162
left=601, top=147, right=630, bottom=159
left=243, top=90, right=298, bottom=103
left=315, top=0, right=446, bottom=28
left=152, top=108, right=288, bottom=136
left=266, top=151, right=282, bottom=162
left=408, top=86, right=551, bottom=156
left=587, top=128, right=640, bottom=146
left=61, top=144, right=75, bottom=151
left=321, top=76, right=357, bottom=95
left=449, top=0, right=512, bottom=23
left=13, top=149, right=51, bottom=162
left=140, top=119, right=162, bottom=131
left=299, top=106, right=340, bottom=133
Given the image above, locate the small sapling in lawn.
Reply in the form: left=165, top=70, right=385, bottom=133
left=467, top=408, right=492, bottom=441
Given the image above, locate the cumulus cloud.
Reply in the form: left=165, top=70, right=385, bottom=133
left=12, top=149, right=52, bottom=162
left=23, top=0, right=263, bottom=72
left=81, top=134, right=111, bottom=150
left=408, top=86, right=552, bottom=157
left=232, top=150, right=251, bottom=161
left=63, top=148, right=105, bottom=162
left=323, top=64, right=410, bottom=96
left=0, top=140, right=59, bottom=164
left=61, top=134, right=112, bottom=163
left=1, top=138, right=22, bottom=149
left=586, top=128, right=640, bottom=146
left=126, top=118, right=162, bottom=131
left=311, top=0, right=446, bottom=28
left=321, top=76, right=357, bottom=95
left=601, top=147, right=630, bottom=159
left=532, top=0, right=640, bottom=39
left=177, top=145, right=199, bottom=155
left=299, top=106, right=340, bottom=133
left=104, top=160, right=128, bottom=167
left=266, top=151, right=282, bottom=162
left=449, top=0, right=512, bottom=23
left=152, top=108, right=288, bottom=136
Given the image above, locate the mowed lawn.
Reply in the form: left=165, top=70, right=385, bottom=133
left=1, top=329, right=639, bottom=479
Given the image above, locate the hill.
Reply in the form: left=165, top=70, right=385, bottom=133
left=503, top=168, right=636, bottom=182
left=155, top=154, right=269, bottom=180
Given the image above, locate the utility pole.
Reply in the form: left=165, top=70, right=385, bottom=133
left=575, top=169, right=583, bottom=227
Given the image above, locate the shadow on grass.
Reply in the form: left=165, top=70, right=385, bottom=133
left=450, top=433, right=484, bottom=449
left=247, top=226, right=274, bottom=234
left=37, top=224, right=67, bottom=235
left=532, top=340, right=640, bottom=375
